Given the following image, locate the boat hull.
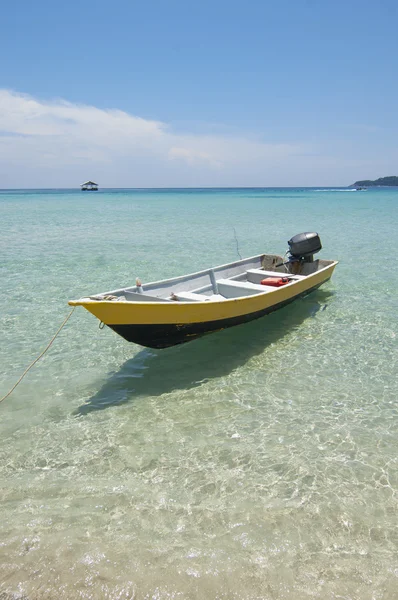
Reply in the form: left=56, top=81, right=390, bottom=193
left=107, top=280, right=328, bottom=348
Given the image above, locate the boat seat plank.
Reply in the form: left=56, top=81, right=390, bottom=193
left=122, top=291, right=171, bottom=302
left=217, top=279, right=276, bottom=299
left=171, top=291, right=226, bottom=302
left=171, top=291, right=208, bottom=302
left=247, top=268, right=307, bottom=281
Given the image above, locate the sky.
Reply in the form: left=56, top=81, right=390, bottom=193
left=1, top=0, right=398, bottom=188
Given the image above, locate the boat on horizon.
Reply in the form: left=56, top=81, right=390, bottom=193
left=69, top=232, right=338, bottom=349
left=81, top=181, right=98, bottom=191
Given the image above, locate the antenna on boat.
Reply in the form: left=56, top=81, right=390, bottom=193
left=233, top=227, right=242, bottom=260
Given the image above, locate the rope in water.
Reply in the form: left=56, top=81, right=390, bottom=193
left=0, top=307, right=76, bottom=404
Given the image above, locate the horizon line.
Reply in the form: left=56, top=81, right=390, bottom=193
left=0, top=185, right=357, bottom=191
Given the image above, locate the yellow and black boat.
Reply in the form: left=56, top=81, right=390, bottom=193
left=69, top=232, right=338, bottom=349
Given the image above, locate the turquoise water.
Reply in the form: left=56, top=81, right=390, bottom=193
left=0, top=188, right=397, bottom=599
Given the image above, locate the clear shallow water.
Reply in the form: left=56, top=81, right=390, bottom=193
left=0, top=187, right=397, bottom=599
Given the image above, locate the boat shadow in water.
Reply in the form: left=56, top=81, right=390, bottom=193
left=75, top=290, right=334, bottom=416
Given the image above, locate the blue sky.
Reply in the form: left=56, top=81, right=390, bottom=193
left=1, top=0, right=397, bottom=187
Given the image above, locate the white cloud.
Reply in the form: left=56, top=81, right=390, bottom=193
left=1, top=88, right=391, bottom=187
left=168, top=146, right=222, bottom=168
left=0, top=89, right=318, bottom=187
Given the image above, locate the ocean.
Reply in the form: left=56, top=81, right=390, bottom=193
left=0, top=187, right=397, bottom=599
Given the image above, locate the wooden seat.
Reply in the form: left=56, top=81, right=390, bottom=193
left=246, top=268, right=306, bottom=285
left=170, top=291, right=226, bottom=302
left=171, top=291, right=208, bottom=302
left=217, top=279, right=275, bottom=299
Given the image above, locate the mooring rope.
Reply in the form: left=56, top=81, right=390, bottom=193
left=0, top=307, right=76, bottom=404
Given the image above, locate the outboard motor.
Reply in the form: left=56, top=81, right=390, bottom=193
left=287, top=232, right=322, bottom=263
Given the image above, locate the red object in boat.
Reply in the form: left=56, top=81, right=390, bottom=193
left=260, top=277, right=290, bottom=287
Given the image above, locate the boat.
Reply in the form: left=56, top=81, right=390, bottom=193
left=81, top=181, right=98, bottom=191
left=69, top=232, right=338, bottom=349
left=355, top=186, right=367, bottom=191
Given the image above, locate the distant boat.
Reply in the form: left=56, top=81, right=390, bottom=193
left=69, top=232, right=338, bottom=349
left=81, top=181, right=98, bottom=191
left=355, top=186, right=367, bottom=191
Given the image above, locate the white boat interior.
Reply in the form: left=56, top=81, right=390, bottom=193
left=88, top=254, right=336, bottom=304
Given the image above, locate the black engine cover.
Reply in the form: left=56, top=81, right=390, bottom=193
left=288, top=232, right=322, bottom=258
